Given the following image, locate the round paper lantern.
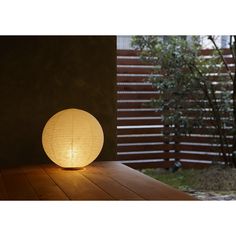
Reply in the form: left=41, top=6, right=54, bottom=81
left=42, top=108, right=104, bottom=168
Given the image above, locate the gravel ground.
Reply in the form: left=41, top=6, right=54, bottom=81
left=142, top=165, right=236, bottom=200
left=184, top=189, right=236, bottom=200
left=185, top=166, right=236, bottom=200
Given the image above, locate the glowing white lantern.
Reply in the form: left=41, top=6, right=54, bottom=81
left=42, top=108, right=104, bottom=168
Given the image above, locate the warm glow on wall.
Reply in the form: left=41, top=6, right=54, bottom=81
left=42, top=108, right=104, bottom=168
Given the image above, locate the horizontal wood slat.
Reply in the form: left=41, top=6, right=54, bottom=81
left=117, top=144, right=232, bottom=153
left=118, top=56, right=235, bottom=66
left=118, top=67, right=155, bottom=74
left=117, top=49, right=235, bottom=168
left=117, top=118, right=231, bottom=127
left=124, top=161, right=211, bottom=169
left=124, top=161, right=173, bottom=169
left=117, top=135, right=233, bottom=145
left=175, top=145, right=232, bottom=153
left=179, top=154, right=222, bottom=161
left=117, top=152, right=224, bottom=162
left=117, top=84, right=156, bottom=92
left=118, top=75, right=233, bottom=82
left=117, top=110, right=161, bottom=117
left=117, top=93, right=159, bottom=100
left=176, top=135, right=233, bottom=144
left=117, top=49, right=232, bottom=57
left=117, top=96, right=233, bottom=103
left=117, top=118, right=162, bottom=126
left=117, top=74, right=231, bottom=83
left=166, top=127, right=233, bottom=135
left=117, top=153, right=166, bottom=161
left=117, top=127, right=163, bottom=135
left=117, top=85, right=232, bottom=94
left=117, top=58, right=149, bottom=66
left=117, top=76, right=149, bottom=82
left=118, top=144, right=168, bottom=152
left=118, top=136, right=165, bottom=143
left=117, top=102, right=150, bottom=109
left=118, top=127, right=234, bottom=136
left=117, top=110, right=232, bottom=119
left=117, top=50, right=139, bottom=56
left=199, top=48, right=232, bottom=56
left=118, top=66, right=235, bottom=74
left=117, top=100, right=234, bottom=110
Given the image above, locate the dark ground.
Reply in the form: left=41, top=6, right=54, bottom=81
left=141, top=165, right=236, bottom=200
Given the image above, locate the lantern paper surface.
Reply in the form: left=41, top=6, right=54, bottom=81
left=42, top=108, right=104, bottom=168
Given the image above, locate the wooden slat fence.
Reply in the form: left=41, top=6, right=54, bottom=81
left=117, top=49, right=235, bottom=169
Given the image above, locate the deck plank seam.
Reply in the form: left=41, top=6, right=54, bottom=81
left=40, top=165, right=71, bottom=200
left=87, top=167, right=146, bottom=200
left=94, top=163, right=189, bottom=200
left=80, top=172, right=116, bottom=200
left=18, top=167, right=40, bottom=200
left=1, top=168, right=39, bottom=200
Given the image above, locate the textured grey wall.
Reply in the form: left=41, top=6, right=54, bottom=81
left=0, top=36, right=116, bottom=166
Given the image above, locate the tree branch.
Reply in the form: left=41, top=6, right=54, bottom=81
left=187, top=62, right=230, bottom=164
left=208, top=35, right=233, bottom=82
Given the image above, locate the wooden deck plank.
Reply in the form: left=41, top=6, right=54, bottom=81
left=42, top=165, right=113, bottom=200
left=1, top=167, right=38, bottom=200
left=21, top=166, right=69, bottom=200
left=88, top=162, right=195, bottom=200
left=0, top=173, right=8, bottom=200
left=0, top=162, right=195, bottom=200
left=81, top=172, right=143, bottom=200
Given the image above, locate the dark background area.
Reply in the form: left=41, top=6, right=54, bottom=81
left=0, top=36, right=116, bottom=166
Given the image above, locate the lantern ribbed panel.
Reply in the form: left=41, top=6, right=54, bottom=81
left=42, top=109, right=104, bottom=168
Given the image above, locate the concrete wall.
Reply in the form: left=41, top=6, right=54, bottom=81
left=0, top=36, right=116, bottom=166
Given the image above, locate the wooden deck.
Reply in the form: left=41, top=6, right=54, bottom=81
left=0, top=161, right=195, bottom=200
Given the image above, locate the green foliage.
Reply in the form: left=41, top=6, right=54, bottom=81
left=142, top=167, right=236, bottom=191
left=132, top=36, right=235, bottom=165
left=142, top=168, right=197, bottom=190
